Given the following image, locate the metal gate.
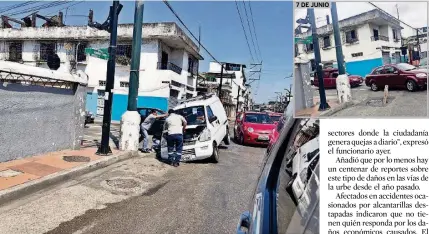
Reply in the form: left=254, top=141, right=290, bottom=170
left=382, top=52, right=391, bottom=65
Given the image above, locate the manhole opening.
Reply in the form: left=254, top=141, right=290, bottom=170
left=63, top=156, right=91, bottom=162
left=365, top=97, right=394, bottom=107
left=106, top=178, right=140, bottom=189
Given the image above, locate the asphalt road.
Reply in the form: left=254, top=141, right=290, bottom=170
left=314, top=85, right=427, bottom=117
left=0, top=126, right=266, bottom=234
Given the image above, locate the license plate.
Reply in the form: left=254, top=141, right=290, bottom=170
left=258, top=135, right=269, bottom=141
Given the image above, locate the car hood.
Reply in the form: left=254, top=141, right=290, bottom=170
left=244, top=122, right=276, bottom=133
left=184, top=125, right=206, bottom=140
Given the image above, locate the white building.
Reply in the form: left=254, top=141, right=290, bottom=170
left=0, top=22, right=203, bottom=121
left=296, top=9, right=403, bottom=77
left=207, top=62, right=248, bottom=117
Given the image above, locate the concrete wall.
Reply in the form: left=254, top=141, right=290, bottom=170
left=0, top=82, right=86, bottom=162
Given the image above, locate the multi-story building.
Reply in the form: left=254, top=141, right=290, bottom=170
left=0, top=22, right=203, bottom=121
left=296, top=9, right=403, bottom=77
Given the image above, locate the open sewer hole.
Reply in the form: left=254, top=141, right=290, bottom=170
left=63, top=156, right=91, bottom=162
left=106, top=178, right=140, bottom=189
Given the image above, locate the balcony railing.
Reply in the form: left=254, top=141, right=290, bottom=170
left=157, top=62, right=182, bottom=75
left=345, top=38, right=359, bottom=44
left=371, top=35, right=389, bottom=42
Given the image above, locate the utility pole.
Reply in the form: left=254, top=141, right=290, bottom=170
left=396, top=4, right=405, bottom=63
left=308, top=8, right=330, bottom=111
left=236, top=86, right=241, bottom=115
left=96, top=1, right=122, bottom=155
left=331, top=2, right=345, bottom=75
left=120, top=0, right=144, bottom=151
left=218, top=64, right=224, bottom=99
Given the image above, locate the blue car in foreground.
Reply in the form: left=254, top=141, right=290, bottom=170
left=236, top=118, right=320, bottom=234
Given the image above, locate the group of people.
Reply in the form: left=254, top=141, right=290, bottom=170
left=140, top=109, right=187, bottom=167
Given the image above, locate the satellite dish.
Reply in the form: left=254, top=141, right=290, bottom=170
left=47, top=53, right=61, bottom=70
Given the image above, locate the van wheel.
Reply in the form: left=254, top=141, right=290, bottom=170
left=406, top=80, right=417, bottom=92
left=286, top=174, right=298, bottom=205
left=223, top=127, right=231, bottom=145
left=370, top=82, right=378, bottom=91
left=210, top=142, right=219, bottom=163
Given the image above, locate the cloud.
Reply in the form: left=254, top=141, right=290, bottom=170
left=294, top=2, right=427, bottom=31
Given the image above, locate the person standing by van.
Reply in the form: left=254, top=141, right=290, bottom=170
left=140, top=109, right=167, bottom=153
left=164, top=109, right=187, bottom=167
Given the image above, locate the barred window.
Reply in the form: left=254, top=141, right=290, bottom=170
left=9, top=42, right=22, bottom=62
left=120, top=81, right=129, bottom=88
left=99, top=80, right=106, bottom=86
left=39, top=42, right=56, bottom=61
left=77, top=43, right=87, bottom=62
left=116, top=44, right=132, bottom=59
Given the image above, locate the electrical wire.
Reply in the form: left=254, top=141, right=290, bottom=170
left=242, top=0, right=259, bottom=62
left=234, top=0, right=255, bottom=63
left=45, top=0, right=85, bottom=16
left=7, top=1, right=71, bottom=17
left=0, top=1, right=39, bottom=14
left=247, top=0, right=262, bottom=61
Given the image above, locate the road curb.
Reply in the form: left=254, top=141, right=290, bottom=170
left=0, top=151, right=138, bottom=206
left=319, top=101, right=355, bottom=117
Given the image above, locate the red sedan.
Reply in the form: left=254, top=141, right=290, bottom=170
left=365, top=63, right=427, bottom=92
left=234, top=112, right=276, bottom=146
left=313, top=68, right=364, bottom=88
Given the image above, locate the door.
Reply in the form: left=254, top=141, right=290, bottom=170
left=206, top=105, right=222, bottom=144
left=382, top=52, right=391, bottom=65
left=373, top=29, right=379, bottom=40
left=383, top=65, right=402, bottom=87
left=161, top=51, right=168, bottom=69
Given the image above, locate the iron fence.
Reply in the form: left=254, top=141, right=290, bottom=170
left=0, top=69, right=75, bottom=89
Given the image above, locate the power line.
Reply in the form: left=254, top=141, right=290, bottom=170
left=234, top=0, right=255, bottom=63
left=242, top=0, right=259, bottom=62
left=0, top=1, right=39, bottom=15
left=368, top=2, right=424, bottom=33
left=247, top=1, right=262, bottom=61
left=45, top=0, right=85, bottom=16
left=7, top=1, right=71, bottom=17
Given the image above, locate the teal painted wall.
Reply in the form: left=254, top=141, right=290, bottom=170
left=345, top=58, right=383, bottom=77
left=86, top=92, right=98, bottom=114
left=111, top=94, right=168, bottom=121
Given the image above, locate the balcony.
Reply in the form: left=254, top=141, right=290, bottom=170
left=371, top=35, right=389, bottom=42
left=345, top=38, right=359, bottom=44
left=157, top=62, right=182, bottom=75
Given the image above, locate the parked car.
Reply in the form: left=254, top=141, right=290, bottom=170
left=84, top=111, right=95, bottom=124
left=137, top=107, right=166, bottom=138
left=234, top=111, right=276, bottom=146
left=236, top=118, right=319, bottom=234
left=365, top=63, right=428, bottom=92
left=267, top=103, right=294, bottom=154
left=268, top=112, right=282, bottom=124
left=313, top=68, right=364, bottom=88
left=160, top=94, right=230, bottom=163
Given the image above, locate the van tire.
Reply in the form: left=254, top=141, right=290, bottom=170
left=210, top=142, right=219, bottom=163
left=223, top=128, right=231, bottom=145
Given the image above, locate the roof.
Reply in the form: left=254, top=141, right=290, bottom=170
left=174, top=94, right=220, bottom=109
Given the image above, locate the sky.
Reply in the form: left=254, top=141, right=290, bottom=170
left=0, top=1, right=294, bottom=104
left=295, top=2, right=428, bottom=37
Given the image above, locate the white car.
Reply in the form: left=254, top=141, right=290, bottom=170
left=160, top=94, right=230, bottom=163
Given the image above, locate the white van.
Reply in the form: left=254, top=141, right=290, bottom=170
left=160, top=94, right=230, bottom=163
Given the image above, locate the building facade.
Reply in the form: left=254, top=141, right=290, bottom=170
left=0, top=22, right=203, bottom=121
left=296, top=9, right=403, bottom=77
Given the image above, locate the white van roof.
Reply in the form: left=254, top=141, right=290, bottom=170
left=174, top=94, right=220, bottom=109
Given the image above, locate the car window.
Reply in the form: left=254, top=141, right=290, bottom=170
left=332, top=72, right=339, bottom=78
left=384, top=66, right=396, bottom=74
left=372, top=67, right=384, bottom=75
left=207, top=106, right=215, bottom=118
left=138, top=109, right=148, bottom=117
left=276, top=119, right=320, bottom=234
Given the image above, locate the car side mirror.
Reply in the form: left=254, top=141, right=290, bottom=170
left=209, top=116, right=218, bottom=123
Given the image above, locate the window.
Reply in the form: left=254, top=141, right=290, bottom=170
left=372, top=67, right=384, bottom=75
left=392, top=29, right=397, bottom=40
left=206, top=106, right=215, bottom=119
left=77, top=43, right=87, bottom=62
left=120, top=81, right=129, bottom=88
left=306, top=43, right=314, bottom=52
left=345, top=30, right=358, bottom=43
left=351, top=52, right=363, bottom=57
left=99, top=80, right=106, bottom=86
left=384, top=66, right=396, bottom=74
left=8, top=42, right=22, bottom=62
left=323, top=36, right=330, bottom=48
left=39, top=42, right=56, bottom=61
left=116, top=44, right=132, bottom=59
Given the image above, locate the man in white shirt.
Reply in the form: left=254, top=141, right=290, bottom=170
left=164, top=109, right=187, bottom=167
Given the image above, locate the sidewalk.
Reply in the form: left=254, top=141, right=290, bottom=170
left=0, top=146, right=136, bottom=205
left=295, top=94, right=349, bottom=117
